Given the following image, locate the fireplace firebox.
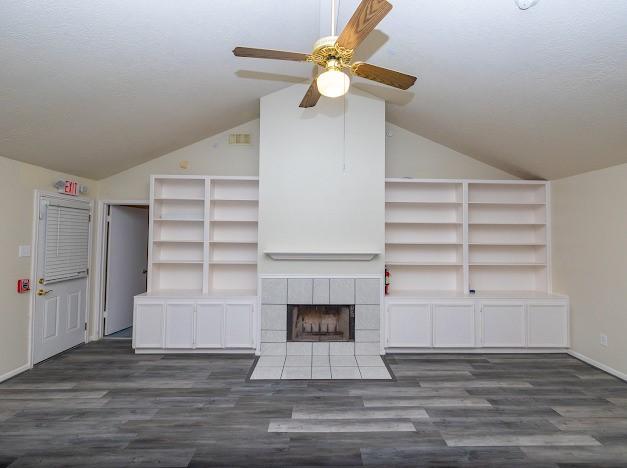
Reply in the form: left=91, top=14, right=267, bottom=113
left=287, top=305, right=355, bottom=342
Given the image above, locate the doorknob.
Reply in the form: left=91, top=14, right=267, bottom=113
left=141, top=269, right=148, bottom=274
left=37, top=289, right=53, bottom=296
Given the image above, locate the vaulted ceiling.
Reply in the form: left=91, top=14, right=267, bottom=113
left=1, top=0, right=626, bottom=180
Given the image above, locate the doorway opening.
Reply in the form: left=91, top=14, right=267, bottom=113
left=99, top=203, right=149, bottom=339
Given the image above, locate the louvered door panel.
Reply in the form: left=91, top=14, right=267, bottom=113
left=44, top=203, right=90, bottom=283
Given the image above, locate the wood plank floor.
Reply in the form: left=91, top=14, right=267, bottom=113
left=1, top=341, right=627, bottom=467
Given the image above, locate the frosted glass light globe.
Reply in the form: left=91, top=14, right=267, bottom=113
left=316, top=68, right=350, bottom=98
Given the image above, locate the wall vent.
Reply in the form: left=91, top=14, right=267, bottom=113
left=228, top=133, right=251, bottom=145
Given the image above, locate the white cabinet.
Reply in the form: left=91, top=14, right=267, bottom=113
left=385, top=295, right=568, bottom=351
left=165, top=302, right=195, bottom=348
left=387, top=303, right=431, bottom=347
left=224, top=304, right=254, bottom=348
left=481, top=303, right=526, bottom=347
left=195, top=303, right=224, bottom=348
left=133, top=295, right=256, bottom=352
left=134, top=302, right=165, bottom=348
left=433, top=303, right=476, bottom=347
left=528, top=303, right=569, bottom=347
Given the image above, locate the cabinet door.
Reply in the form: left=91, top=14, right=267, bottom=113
left=134, top=302, right=165, bottom=348
left=224, top=303, right=254, bottom=348
left=528, top=303, right=568, bottom=347
left=165, top=303, right=195, bottom=349
left=433, top=303, right=475, bottom=347
left=481, top=303, right=526, bottom=347
left=387, top=303, right=431, bottom=347
left=196, top=303, right=224, bottom=348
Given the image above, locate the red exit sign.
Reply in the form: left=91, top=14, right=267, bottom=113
left=60, top=180, right=79, bottom=196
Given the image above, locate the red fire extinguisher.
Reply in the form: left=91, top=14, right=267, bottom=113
left=385, top=267, right=390, bottom=295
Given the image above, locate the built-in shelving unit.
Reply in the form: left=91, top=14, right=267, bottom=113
left=385, top=180, right=464, bottom=293
left=385, top=179, right=549, bottom=295
left=149, top=176, right=259, bottom=295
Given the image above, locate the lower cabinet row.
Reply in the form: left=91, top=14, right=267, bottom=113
left=133, top=299, right=256, bottom=351
left=386, top=300, right=569, bottom=349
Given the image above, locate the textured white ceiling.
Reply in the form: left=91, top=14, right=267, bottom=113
left=1, top=0, right=626, bottom=179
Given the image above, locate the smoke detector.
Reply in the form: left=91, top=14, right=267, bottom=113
left=515, top=0, right=540, bottom=10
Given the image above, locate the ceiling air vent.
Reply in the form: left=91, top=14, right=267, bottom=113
left=228, top=133, right=251, bottom=145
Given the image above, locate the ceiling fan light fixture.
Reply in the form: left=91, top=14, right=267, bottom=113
left=316, top=61, right=350, bottom=98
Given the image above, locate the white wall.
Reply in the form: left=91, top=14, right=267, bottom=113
left=258, top=85, right=385, bottom=275
left=386, top=123, right=516, bottom=180
left=98, top=120, right=260, bottom=200
left=552, top=162, right=627, bottom=377
left=0, top=155, right=95, bottom=380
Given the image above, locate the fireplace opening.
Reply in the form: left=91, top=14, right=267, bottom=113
left=287, top=305, right=355, bottom=342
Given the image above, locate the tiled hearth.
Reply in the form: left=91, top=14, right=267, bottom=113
left=250, top=276, right=392, bottom=380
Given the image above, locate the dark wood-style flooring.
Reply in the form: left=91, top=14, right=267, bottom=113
left=1, top=341, right=627, bottom=467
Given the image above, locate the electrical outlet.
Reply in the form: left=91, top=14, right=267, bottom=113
left=600, top=334, right=608, bottom=347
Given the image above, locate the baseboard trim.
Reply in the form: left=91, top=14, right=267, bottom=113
left=386, top=347, right=568, bottom=354
left=568, top=350, right=627, bottom=382
left=0, top=363, right=30, bottom=384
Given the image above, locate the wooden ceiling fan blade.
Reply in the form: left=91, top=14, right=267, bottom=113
left=352, top=62, right=416, bottom=90
left=335, top=0, right=392, bottom=50
left=299, top=80, right=321, bottom=108
left=233, top=47, right=309, bottom=62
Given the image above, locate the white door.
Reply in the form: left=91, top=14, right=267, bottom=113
left=33, top=196, right=91, bottom=364
left=104, top=205, right=148, bottom=335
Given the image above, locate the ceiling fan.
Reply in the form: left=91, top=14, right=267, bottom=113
left=233, top=0, right=417, bottom=108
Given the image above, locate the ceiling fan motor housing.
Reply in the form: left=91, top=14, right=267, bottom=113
left=309, top=35, right=353, bottom=70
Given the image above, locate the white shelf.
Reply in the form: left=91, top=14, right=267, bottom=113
left=385, top=201, right=461, bottom=205
left=153, top=260, right=203, bottom=264
left=386, top=262, right=462, bottom=267
left=469, top=242, right=545, bottom=246
left=386, top=221, right=463, bottom=225
left=154, top=218, right=204, bottom=222
left=154, top=197, right=204, bottom=201
left=209, top=240, right=257, bottom=244
left=154, top=239, right=203, bottom=243
left=386, top=242, right=462, bottom=245
left=209, top=260, right=257, bottom=266
left=149, top=176, right=259, bottom=294
left=385, top=179, right=549, bottom=294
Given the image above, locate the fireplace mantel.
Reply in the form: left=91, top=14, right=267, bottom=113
left=264, top=251, right=380, bottom=261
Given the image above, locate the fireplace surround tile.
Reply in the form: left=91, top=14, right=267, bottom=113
left=312, top=342, right=330, bottom=356
left=355, top=305, right=380, bottom=330
left=287, top=278, right=313, bottom=304
left=259, top=276, right=383, bottom=378
left=312, top=355, right=330, bottom=366
left=257, top=356, right=286, bottom=367
left=356, top=278, right=380, bottom=305
left=282, top=366, right=311, bottom=380
left=261, top=305, right=287, bottom=331
left=329, top=278, right=355, bottom=304
left=330, top=355, right=358, bottom=367
left=251, top=366, right=283, bottom=380
left=287, top=342, right=313, bottom=356
left=331, top=366, right=361, bottom=379
left=285, top=355, right=312, bottom=366
left=355, top=342, right=380, bottom=356
left=261, top=330, right=286, bottom=343
left=329, top=341, right=355, bottom=356
left=356, top=330, right=380, bottom=342
left=312, top=366, right=332, bottom=379
left=359, top=366, right=392, bottom=380
left=313, top=279, right=330, bottom=304
left=261, top=278, right=287, bottom=304
left=261, top=342, right=286, bottom=355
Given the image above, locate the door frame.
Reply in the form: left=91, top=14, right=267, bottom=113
left=29, top=190, right=94, bottom=368
left=94, top=200, right=149, bottom=340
